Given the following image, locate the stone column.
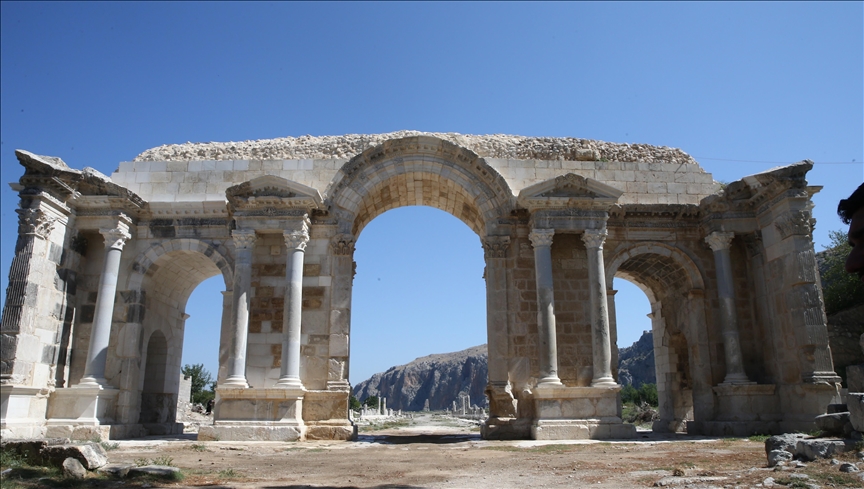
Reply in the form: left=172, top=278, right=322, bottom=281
left=223, top=229, right=256, bottom=387
left=607, top=289, right=619, bottom=382
left=704, top=231, right=750, bottom=384
left=276, top=226, right=309, bottom=389
left=77, top=219, right=131, bottom=387
left=529, top=229, right=562, bottom=386
left=583, top=229, right=616, bottom=387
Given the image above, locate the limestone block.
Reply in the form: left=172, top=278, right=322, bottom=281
left=198, top=424, right=303, bottom=442
left=62, top=457, right=87, bottom=478
left=767, top=450, right=794, bottom=467
left=848, top=393, right=864, bottom=432
left=98, top=463, right=133, bottom=478
left=796, top=439, right=851, bottom=461
left=41, top=442, right=108, bottom=469
left=848, top=365, right=864, bottom=393
left=816, top=412, right=850, bottom=435
left=329, top=334, right=349, bottom=357
left=129, top=465, right=182, bottom=478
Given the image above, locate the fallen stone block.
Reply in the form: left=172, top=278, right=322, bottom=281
left=765, top=433, right=806, bottom=456
left=129, top=465, right=182, bottom=480
left=848, top=393, right=864, bottom=433
left=40, top=442, right=108, bottom=469
left=767, top=449, right=794, bottom=467
left=0, top=438, right=70, bottom=465
left=796, top=439, right=850, bottom=461
left=816, top=412, right=851, bottom=435
left=97, top=463, right=134, bottom=478
left=62, top=457, right=87, bottom=479
left=840, top=463, right=860, bottom=473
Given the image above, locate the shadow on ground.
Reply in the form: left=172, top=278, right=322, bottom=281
left=357, top=433, right=481, bottom=444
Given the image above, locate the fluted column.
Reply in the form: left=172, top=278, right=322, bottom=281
left=276, top=226, right=309, bottom=389
left=529, top=229, right=562, bottom=386
left=77, top=219, right=131, bottom=388
left=224, top=229, right=256, bottom=387
left=583, top=228, right=616, bottom=387
left=705, top=231, right=751, bottom=384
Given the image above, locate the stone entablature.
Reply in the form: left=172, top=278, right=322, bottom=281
left=1, top=133, right=840, bottom=442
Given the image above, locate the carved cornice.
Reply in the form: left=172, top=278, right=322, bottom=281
left=226, top=175, right=323, bottom=215
left=774, top=209, right=812, bottom=240
left=100, top=217, right=132, bottom=250
left=528, top=229, right=555, bottom=248
left=330, top=234, right=356, bottom=256
left=705, top=231, right=734, bottom=252
left=16, top=208, right=57, bottom=239
left=232, top=229, right=258, bottom=251
left=581, top=228, right=608, bottom=249
left=482, top=236, right=511, bottom=259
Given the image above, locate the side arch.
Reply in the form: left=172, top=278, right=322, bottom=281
left=127, top=238, right=234, bottom=293
left=605, top=242, right=705, bottom=292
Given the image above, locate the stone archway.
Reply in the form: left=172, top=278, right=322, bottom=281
left=322, top=136, right=516, bottom=434
left=117, top=239, right=233, bottom=432
left=605, top=242, right=711, bottom=432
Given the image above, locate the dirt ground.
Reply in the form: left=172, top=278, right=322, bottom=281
left=6, top=414, right=864, bottom=488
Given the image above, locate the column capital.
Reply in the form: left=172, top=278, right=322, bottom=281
left=232, top=229, right=257, bottom=250
left=16, top=208, right=57, bottom=240
left=284, top=229, right=310, bottom=251
left=99, top=222, right=131, bottom=250
left=330, top=234, right=356, bottom=256
left=705, top=231, right=734, bottom=252
left=483, top=236, right=511, bottom=259
left=581, top=228, right=608, bottom=249
left=529, top=229, right=555, bottom=248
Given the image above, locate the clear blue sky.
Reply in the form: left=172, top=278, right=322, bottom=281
left=1, top=2, right=861, bottom=385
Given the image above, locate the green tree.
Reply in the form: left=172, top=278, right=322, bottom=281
left=363, top=395, right=379, bottom=409
left=349, top=395, right=362, bottom=411
left=821, top=230, right=864, bottom=315
left=182, top=363, right=215, bottom=405
left=638, top=383, right=658, bottom=407
left=620, top=384, right=638, bottom=404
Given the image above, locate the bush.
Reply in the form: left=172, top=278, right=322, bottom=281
left=182, top=363, right=215, bottom=405
left=349, top=395, right=362, bottom=411
left=621, top=383, right=658, bottom=407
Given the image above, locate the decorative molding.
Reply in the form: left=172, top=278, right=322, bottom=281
left=528, top=229, right=555, bottom=248
left=284, top=229, right=310, bottom=251
left=582, top=228, right=608, bottom=249
left=330, top=234, right=356, bottom=256
left=232, top=229, right=258, bottom=251
left=482, top=236, right=511, bottom=259
left=16, top=208, right=57, bottom=239
left=705, top=231, right=734, bottom=252
left=774, top=210, right=811, bottom=239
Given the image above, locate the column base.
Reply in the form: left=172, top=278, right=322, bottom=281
left=221, top=376, right=249, bottom=388
left=206, top=387, right=305, bottom=441
left=45, top=386, right=120, bottom=440
left=481, top=416, right=532, bottom=440
left=531, top=385, right=634, bottom=440
left=1, top=385, right=50, bottom=439
left=591, top=377, right=618, bottom=388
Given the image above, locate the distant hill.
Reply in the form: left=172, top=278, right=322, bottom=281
left=352, top=345, right=488, bottom=411
left=617, top=330, right=656, bottom=388
left=353, top=331, right=657, bottom=411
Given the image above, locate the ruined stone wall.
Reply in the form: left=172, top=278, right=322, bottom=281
left=550, top=234, right=592, bottom=386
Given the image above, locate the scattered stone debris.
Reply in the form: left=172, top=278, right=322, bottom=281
left=62, top=457, right=87, bottom=479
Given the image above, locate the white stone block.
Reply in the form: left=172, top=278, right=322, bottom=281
left=234, top=160, right=249, bottom=171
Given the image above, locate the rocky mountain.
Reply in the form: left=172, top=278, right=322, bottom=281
left=352, top=345, right=488, bottom=411
left=353, top=331, right=657, bottom=411
left=617, top=330, right=656, bottom=388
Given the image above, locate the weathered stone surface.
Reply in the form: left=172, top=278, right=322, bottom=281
left=816, top=412, right=851, bottom=435
left=796, top=439, right=850, bottom=461
left=97, top=463, right=133, bottom=478
left=0, top=438, right=70, bottom=465
left=62, top=457, right=87, bottom=478
left=767, top=450, right=794, bottom=467
left=848, top=364, right=864, bottom=393
left=129, top=465, right=181, bottom=478
left=840, top=462, right=860, bottom=473
left=41, top=443, right=108, bottom=469
left=848, top=393, right=864, bottom=432
left=765, top=433, right=807, bottom=456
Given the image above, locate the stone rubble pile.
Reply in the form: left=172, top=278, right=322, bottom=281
left=133, top=131, right=698, bottom=165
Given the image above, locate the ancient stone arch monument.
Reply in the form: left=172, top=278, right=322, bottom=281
left=1, top=132, right=840, bottom=441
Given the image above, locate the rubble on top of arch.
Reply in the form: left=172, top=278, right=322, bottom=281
left=132, top=131, right=700, bottom=165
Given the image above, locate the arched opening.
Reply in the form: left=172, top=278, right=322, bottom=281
left=607, top=245, right=705, bottom=433
left=349, top=206, right=488, bottom=434
left=139, top=330, right=170, bottom=428
left=131, top=240, right=232, bottom=435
